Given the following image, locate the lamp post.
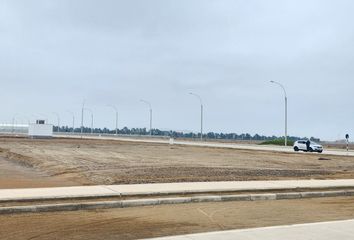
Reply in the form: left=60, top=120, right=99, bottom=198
left=81, top=100, right=85, bottom=138
left=85, top=108, right=94, bottom=134
left=52, top=112, right=60, bottom=133
left=67, top=111, right=75, bottom=133
left=140, top=99, right=152, bottom=136
left=31, top=114, right=40, bottom=123
left=12, top=113, right=19, bottom=134
left=189, top=92, right=203, bottom=141
left=107, top=105, right=118, bottom=135
left=18, top=115, right=30, bottom=125
left=270, top=81, right=288, bottom=146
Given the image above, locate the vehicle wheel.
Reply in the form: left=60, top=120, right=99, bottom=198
left=309, top=148, right=313, bottom=152
left=294, top=146, right=299, bottom=152
left=318, top=150, right=323, bottom=153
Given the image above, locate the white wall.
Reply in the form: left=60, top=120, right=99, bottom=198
left=28, top=124, right=53, bottom=137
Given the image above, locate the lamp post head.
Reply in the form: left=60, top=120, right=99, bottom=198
left=107, top=104, right=118, bottom=112
left=140, top=99, right=152, bottom=109
left=269, top=80, right=287, bottom=97
left=189, top=92, right=203, bottom=105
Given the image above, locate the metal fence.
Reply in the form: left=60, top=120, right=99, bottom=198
left=0, top=124, right=29, bottom=134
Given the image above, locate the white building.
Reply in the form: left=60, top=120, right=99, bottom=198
left=28, top=120, right=53, bottom=138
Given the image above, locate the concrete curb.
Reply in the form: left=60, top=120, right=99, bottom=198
left=250, top=193, right=277, bottom=201
left=1, top=189, right=354, bottom=215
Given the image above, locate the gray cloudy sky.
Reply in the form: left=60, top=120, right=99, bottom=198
left=1, top=0, right=353, bottom=140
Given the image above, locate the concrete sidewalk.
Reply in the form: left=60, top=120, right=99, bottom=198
left=144, top=219, right=354, bottom=240
left=1, top=179, right=354, bottom=202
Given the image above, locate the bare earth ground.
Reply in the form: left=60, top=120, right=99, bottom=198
left=0, top=156, right=78, bottom=188
left=1, top=197, right=354, bottom=240
left=1, top=137, right=354, bottom=187
left=1, top=137, right=354, bottom=240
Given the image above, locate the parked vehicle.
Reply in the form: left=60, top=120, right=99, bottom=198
left=293, top=140, right=323, bottom=153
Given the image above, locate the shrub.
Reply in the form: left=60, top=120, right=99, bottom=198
left=260, top=138, right=294, bottom=146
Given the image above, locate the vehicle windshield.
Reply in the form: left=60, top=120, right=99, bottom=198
left=311, top=141, right=319, bottom=145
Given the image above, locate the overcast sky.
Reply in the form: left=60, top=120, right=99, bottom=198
left=0, top=0, right=353, bottom=140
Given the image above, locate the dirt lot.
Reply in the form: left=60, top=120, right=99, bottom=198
left=0, top=156, right=78, bottom=188
left=1, top=197, right=354, bottom=240
left=1, top=137, right=354, bottom=187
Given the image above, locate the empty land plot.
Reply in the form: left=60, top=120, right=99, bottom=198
left=1, top=137, right=354, bottom=187
left=2, top=197, right=354, bottom=240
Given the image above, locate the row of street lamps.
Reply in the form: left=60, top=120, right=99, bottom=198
left=10, top=82, right=288, bottom=146
left=74, top=93, right=205, bottom=139
left=189, top=82, right=288, bottom=146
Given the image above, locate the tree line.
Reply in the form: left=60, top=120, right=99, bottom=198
left=54, top=126, right=320, bottom=142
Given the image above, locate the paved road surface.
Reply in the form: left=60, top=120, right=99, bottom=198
left=145, top=219, right=354, bottom=240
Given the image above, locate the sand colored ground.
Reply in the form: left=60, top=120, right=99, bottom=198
left=1, top=197, right=354, bottom=240
left=1, top=137, right=354, bottom=187
left=0, top=156, right=79, bottom=188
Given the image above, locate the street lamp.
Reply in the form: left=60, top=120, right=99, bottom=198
left=107, top=105, right=118, bottom=135
left=31, top=114, right=40, bottom=123
left=81, top=100, right=85, bottom=138
left=189, top=92, right=203, bottom=141
left=12, top=113, right=19, bottom=134
left=140, top=99, right=152, bottom=136
left=67, top=111, right=75, bottom=133
left=52, top=112, right=60, bottom=133
left=84, top=108, right=94, bottom=134
left=270, top=80, right=288, bottom=146
left=17, top=115, right=30, bottom=125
